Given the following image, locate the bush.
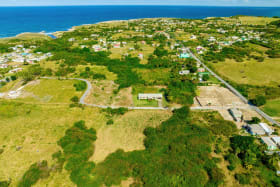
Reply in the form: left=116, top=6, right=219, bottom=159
left=18, top=161, right=50, bottom=187
left=235, top=173, right=251, bottom=185
left=107, top=119, right=114, bottom=125
left=250, top=95, right=266, bottom=106
left=71, top=96, right=79, bottom=103
left=92, top=73, right=106, bottom=80
left=74, top=81, right=87, bottom=91
left=247, top=117, right=261, bottom=124
left=10, top=75, right=17, bottom=81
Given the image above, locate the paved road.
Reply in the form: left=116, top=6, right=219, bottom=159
left=187, top=49, right=280, bottom=125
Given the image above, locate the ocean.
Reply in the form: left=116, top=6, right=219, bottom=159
left=0, top=6, right=280, bottom=38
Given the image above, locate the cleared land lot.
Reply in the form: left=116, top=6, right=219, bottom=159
left=194, top=86, right=245, bottom=107
left=194, top=86, right=261, bottom=128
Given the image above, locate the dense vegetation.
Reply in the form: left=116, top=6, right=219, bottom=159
left=90, top=107, right=229, bottom=186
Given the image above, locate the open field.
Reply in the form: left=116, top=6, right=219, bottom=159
left=19, top=79, right=84, bottom=104
left=211, top=58, right=280, bottom=86
left=237, top=16, right=280, bottom=25
left=0, top=33, right=51, bottom=43
left=85, top=80, right=118, bottom=105
left=262, top=99, right=280, bottom=118
left=0, top=100, right=171, bottom=186
left=0, top=102, right=106, bottom=186
left=134, top=68, right=170, bottom=85
left=91, top=110, right=172, bottom=163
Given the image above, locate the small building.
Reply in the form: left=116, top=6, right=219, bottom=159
left=179, top=70, right=190, bottom=75
left=259, top=123, right=274, bottom=135
left=197, top=68, right=205, bottom=73
left=68, top=38, right=75, bottom=42
left=247, top=124, right=266, bottom=136
left=229, top=108, right=243, bottom=122
left=271, top=137, right=280, bottom=146
left=179, top=53, right=191, bottom=58
left=138, top=93, right=163, bottom=100
left=261, top=137, right=277, bottom=151
left=138, top=53, right=144, bottom=60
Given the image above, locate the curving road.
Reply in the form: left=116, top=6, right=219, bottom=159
left=187, top=48, right=280, bottom=126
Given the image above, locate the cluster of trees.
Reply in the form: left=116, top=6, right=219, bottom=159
left=18, top=161, right=50, bottom=187
left=73, top=80, right=87, bottom=91
left=227, top=135, right=280, bottom=185
left=79, top=67, right=106, bottom=80
left=204, top=45, right=251, bottom=62
left=89, top=107, right=226, bottom=186
left=0, top=43, right=12, bottom=53
left=165, top=79, right=196, bottom=105
left=56, top=121, right=97, bottom=186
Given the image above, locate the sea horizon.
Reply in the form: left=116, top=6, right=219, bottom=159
left=0, top=5, right=280, bottom=38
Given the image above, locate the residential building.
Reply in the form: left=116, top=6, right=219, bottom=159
left=229, top=108, right=243, bottom=122
left=261, top=137, right=277, bottom=151
left=138, top=93, right=163, bottom=100
left=247, top=124, right=266, bottom=136
left=259, top=123, right=274, bottom=135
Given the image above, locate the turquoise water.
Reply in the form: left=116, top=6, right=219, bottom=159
left=0, top=6, right=280, bottom=38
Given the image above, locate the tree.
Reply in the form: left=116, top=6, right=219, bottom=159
left=247, top=117, right=261, bottom=124
left=250, top=95, right=266, bottom=106
left=10, top=75, right=17, bottom=81
left=202, top=74, right=210, bottom=81
left=71, top=96, right=79, bottom=103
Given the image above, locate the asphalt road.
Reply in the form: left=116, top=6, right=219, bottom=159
left=187, top=48, right=280, bottom=126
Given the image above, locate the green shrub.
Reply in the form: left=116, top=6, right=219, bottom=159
left=106, top=119, right=114, bottom=125
left=235, top=173, right=251, bottom=185
left=71, top=96, right=79, bottom=103
left=74, top=81, right=87, bottom=91
left=18, top=161, right=50, bottom=187
left=92, top=73, right=106, bottom=80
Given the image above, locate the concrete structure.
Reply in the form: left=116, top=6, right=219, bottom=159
left=259, top=123, right=274, bottom=135
left=247, top=124, right=266, bottom=136
left=138, top=93, right=163, bottom=100
left=261, top=137, right=277, bottom=151
left=229, top=108, right=243, bottom=122
left=179, top=70, right=190, bottom=75
left=271, top=137, right=280, bottom=146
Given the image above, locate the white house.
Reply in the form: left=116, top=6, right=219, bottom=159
left=138, top=93, right=163, bottom=100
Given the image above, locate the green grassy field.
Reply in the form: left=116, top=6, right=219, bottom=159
left=21, top=79, right=83, bottom=104
left=211, top=58, right=280, bottom=86
left=262, top=99, right=280, bottom=117
left=0, top=33, right=51, bottom=43
left=134, top=68, right=170, bottom=85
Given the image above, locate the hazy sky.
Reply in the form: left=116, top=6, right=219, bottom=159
left=0, top=0, right=280, bottom=7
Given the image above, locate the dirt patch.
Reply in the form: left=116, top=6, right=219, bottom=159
left=194, top=86, right=244, bottom=107
left=85, top=80, right=118, bottom=105
left=112, top=87, right=133, bottom=107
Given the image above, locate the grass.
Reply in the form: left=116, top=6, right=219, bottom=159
left=262, top=99, right=280, bottom=117
left=90, top=110, right=172, bottom=163
left=74, top=65, right=117, bottom=81
left=0, top=33, right=51, bottom=43
left=0, top=101, right=106, bottom=186
left=237, top=16, right=280, bottom=25
left=211, top=58, right=280, bottom=86
left=134, top=68, right=170, bottom=85
left=0, top=79, right=21, bottom=92
left=132, top=95, right=159, bottom=107
left=21, top=79, right=83, bottom=104
left=0, top=100, right=171, bottom=186
left=132, top=85, right=167, bottom=107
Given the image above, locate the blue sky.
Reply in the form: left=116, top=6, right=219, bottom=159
left=1, top=0, right=280, bottom=7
